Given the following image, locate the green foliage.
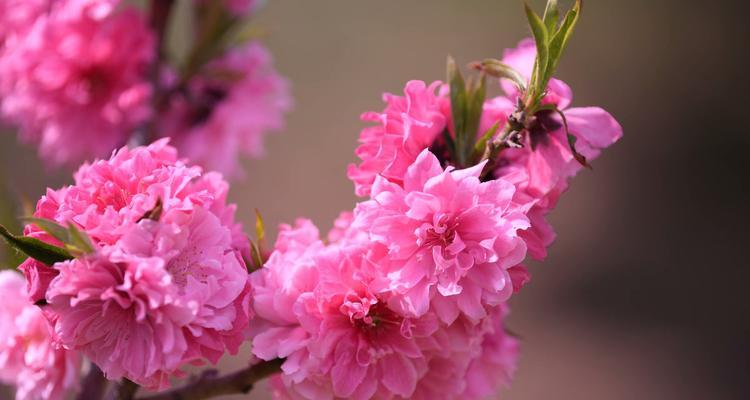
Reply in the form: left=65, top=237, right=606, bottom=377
left=447, top=57, right=488, bottom=168
left=523, top=0, right=582, bottom=111
left=0, top=224, right=73, bottom=265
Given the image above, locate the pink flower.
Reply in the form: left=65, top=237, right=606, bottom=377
left=18, top=140, right=251, bottom=388
left=353, top=149, right=528, bottom=323
left=258, top=242, right=444, bottom=400
left=0, top=0, right=153, bottom=166
left=250, top=219, right=323, bottom=379
left=0, top=0, right=48, bottom=48
left=159, top=41, right=291, bottom=177
left=492, top=38, right=623, bottom=260
left=47, top=249, right=193, bottom=389
left=348, top=80, right=448, bottom=197
left=461, top=305, right=519, bottom=399
left=0, top=271, right=81, bottom=400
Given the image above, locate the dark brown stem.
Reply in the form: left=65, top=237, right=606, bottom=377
left=76, top=365, right=108, bottom=400
left=105, top=379, right=139, bottom=400
left=137, top=359, right=283, bottom=400
left=130, top=0, right=175, bottom=147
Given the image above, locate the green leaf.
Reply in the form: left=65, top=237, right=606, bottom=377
left=472, top=121, right=501, bottom=162
left=542, top=0, right=581, bottom=92
left=476, top=59, right=527, bottom=91
left=447, top=56, right=468, bottom=165
left=543, top=0, right=559, bottom=33
left=21, top=217, right=95, bottom=256
left=524, top=2, right=549, bottom=99
left=0, top=224, right=73, bottom=265
left=255, top=208, right=266, bottom=251
left=464, top=73, right=487, bottom=163
left=248, top=240, right=264, bottom=273
left=21, top=217, right=70, bottom=243
left=66, top=223, right=94, bottom=255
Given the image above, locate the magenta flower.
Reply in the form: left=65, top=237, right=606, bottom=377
left=348, top=80, right=448, bottom=197
left=0, top=0, right=153, bottom=166
left=159, top=41, right=291, bottom=177
left=492, top=39, right=623, bottom=260
left=18, top=139, right=251, bottom=388
left=0, top=271, right=81, bottom=400
left=353, top=149, right=528, bottom=323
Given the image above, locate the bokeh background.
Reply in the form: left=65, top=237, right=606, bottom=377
left=1, top=0, right=748, bottom=399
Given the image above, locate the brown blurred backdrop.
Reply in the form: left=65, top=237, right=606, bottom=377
left=2, top=0, right=748, bottom=399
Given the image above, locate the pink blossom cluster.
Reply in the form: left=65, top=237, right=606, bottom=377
left=247, top=38, right=622, bottom=400
left=251, top=218, right=519, bottom=399
left=0, top=0, right=153, bottom=166
left=18, top=139, right=252, bottom=389
left=0, top=271, right=81, bottom=400
left=349, top=38, right=623, bottom=265
left=0, top=18, right=622, bottom=399
left=158, top=41, right=292, bottom=177
left=0, top=0, right=290, bottom=175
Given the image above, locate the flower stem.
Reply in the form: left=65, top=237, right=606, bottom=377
left=76, top=365, right=108, bottom=400
left=137, top=359, right=284, bottom=400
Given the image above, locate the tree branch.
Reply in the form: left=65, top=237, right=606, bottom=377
left=105, top=379, right=139, bottom=400
left=137, top=359, right=283, bottom=400
left=76, top=365, right=108, bottom=400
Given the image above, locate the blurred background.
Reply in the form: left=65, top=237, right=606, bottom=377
left=1, top=0, right=748, bottom=398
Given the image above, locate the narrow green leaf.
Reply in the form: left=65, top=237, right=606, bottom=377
left=472, top=121, right=501, bottom=162
left=441, top=128, right=457, bottom=162
left=544, top=0, right=581, bottom=89
left=524, top=2, right=549, bottom=98
left=543, top=0, right=559, bottom=33
left=66, top=223, right=94, bottom=255
left=476, top=59, right=527, bottom=91
left=447, top=56, right=468, bottom=165
left=248, top=240, right=264, bottom=273
left=255, top=208, right=266, bottom=251
left=0, top=225, right=73, bottom=265
left=464, top=73, right=487, bottom=163
left=21, top=217, right=70, bottom=244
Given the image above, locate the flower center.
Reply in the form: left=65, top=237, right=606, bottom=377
left=416, top=213, right=456, bottom=249
left=339, top=294, right=401, bottom=331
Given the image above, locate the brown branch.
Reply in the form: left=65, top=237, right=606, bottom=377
left=137, top=359, right=284, bottom=400
left=76, top=365, right=108, bottom=400
left=105, top=379, right=139, bottom=400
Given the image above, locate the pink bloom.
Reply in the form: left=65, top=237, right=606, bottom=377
left=492, top=38, right=623, bottom=260
left=0, top=0, right=153, bottom=166
left=0, top=0, right=48, bottom=48
left=0, top=271, right=81, bottom=400
left=326, top=211, right=368, bottom=246
left=250, top=219, right=323, bottom=380
left=461, top=305, right=519, bottom=399
left=348, top=80, right=448, bottom=197
left=47, top=249, right=193, bottom=389
left=159, top=41, right=291, bottom=177
left=18, top=140, right=251, bottom=388
left=117, top=207, right=252, bottom=364
left=26, top=139, right=242, bottom=249
left=261, top=242, right=443, bottom=400
left=353, top=149, right=528, bottom=323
